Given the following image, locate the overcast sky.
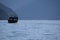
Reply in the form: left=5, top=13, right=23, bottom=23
left=0, top=0, right=60, bottom=20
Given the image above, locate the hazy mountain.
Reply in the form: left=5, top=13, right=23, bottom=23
left=0, top=3, right=18, bottom=20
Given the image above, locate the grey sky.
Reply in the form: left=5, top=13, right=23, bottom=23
left=0, top=0, right=60, bottom=20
